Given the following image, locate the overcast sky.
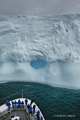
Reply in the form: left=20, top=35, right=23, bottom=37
left=0, top=0, right=80, bottom=15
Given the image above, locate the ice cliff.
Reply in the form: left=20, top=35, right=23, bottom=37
left=0, top=15, right=80, bottom=89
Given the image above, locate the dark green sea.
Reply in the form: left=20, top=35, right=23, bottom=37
left=0, top=82, right=80, bottom=120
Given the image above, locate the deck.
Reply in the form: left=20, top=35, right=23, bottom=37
left=1, top=108, right=37, bottom=120
left=3, top=109, right=28, bottom=120
left=0, top=98, right=44, bottom=120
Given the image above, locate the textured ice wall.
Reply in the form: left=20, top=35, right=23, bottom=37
left=0, top=15, right=80, bottom=89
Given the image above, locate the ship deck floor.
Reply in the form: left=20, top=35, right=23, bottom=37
left=3, top=109, right=28, bottom=120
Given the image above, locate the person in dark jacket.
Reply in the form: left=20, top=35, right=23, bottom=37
left=30, top=99, right=33, bottom=105
left=33, top=105, right=36, bottom=113
left=27, top=104, right=30, bottom=110
left=25, top=99, right=28, bottom=106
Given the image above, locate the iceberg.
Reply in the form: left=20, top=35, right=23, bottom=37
left=0, top=15, right=80, bottom=89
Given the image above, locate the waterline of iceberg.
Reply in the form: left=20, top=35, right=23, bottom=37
left=0, top=60, right=80, bottom=89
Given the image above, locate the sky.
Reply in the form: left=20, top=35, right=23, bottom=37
left=0, top=0, right=80, bottom=15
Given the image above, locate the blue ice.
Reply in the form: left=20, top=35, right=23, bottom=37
left=30, top=59, right=46, bottom=69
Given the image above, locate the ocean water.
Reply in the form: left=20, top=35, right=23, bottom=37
left=0, top=82, right=80, bottom=120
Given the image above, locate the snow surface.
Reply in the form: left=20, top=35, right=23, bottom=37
left=0, top=15, right=80, bottom=89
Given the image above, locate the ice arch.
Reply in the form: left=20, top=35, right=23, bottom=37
left=30, top=59, right=46, bottom=69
